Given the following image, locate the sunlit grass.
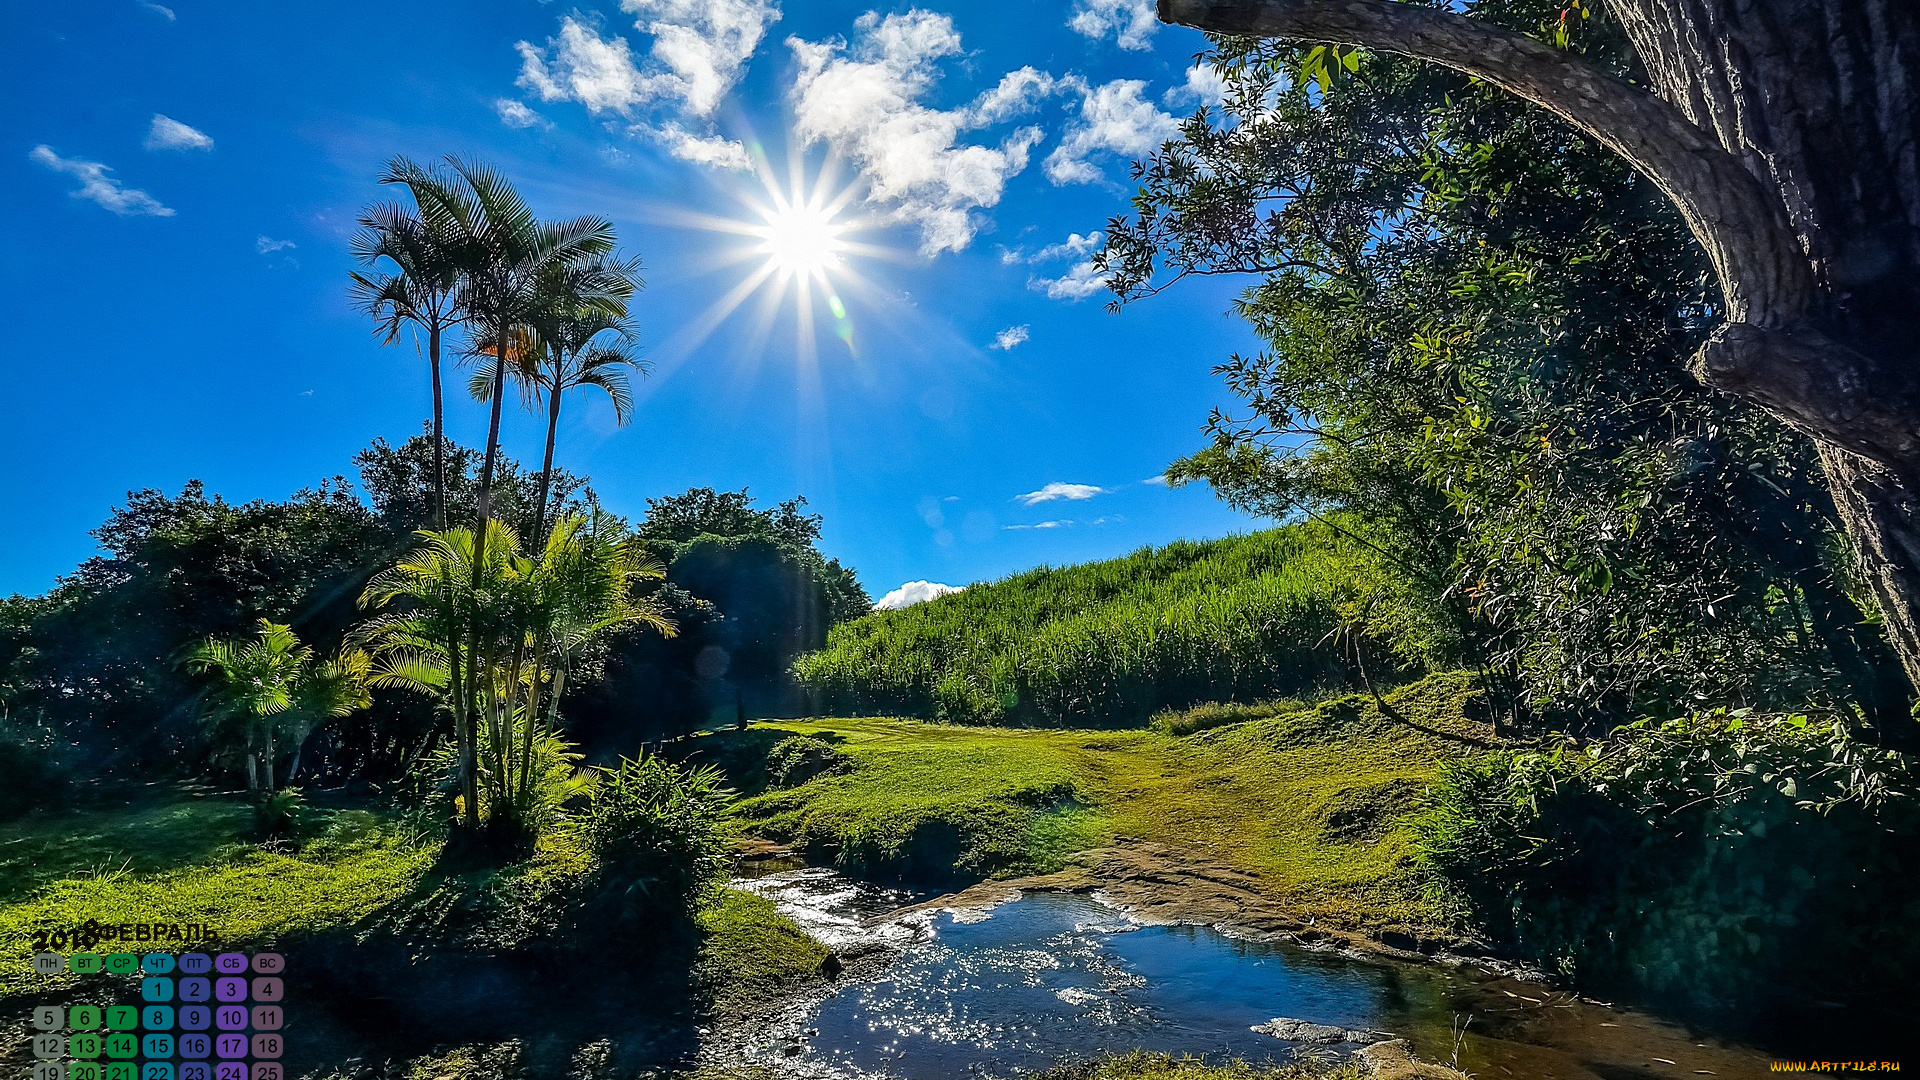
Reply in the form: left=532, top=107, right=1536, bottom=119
left=710, top=673, right=1488, bottom=936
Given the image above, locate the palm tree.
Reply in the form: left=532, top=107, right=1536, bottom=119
left=375, top=155, right=634, bottom=825
left=183, top=621, right=370, bottom=795
left=473, top=257, right=647, bottom=543
left=349, top=202, right=464, bottom=531
left=357, top=516, right=672, bottom=834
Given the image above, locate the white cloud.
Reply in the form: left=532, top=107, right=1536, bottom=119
left=515, top=2, right=774, bottom=169
left=1068, top=0, right=1158, bottom=50
left=1006, top=519, right=1072, bottom=530
left=1034, top=231, right=1102, bottom=263
left=495, top=98, right=551, bottom=129
left=1142, top=473, right=1171, bottom=485
left=1045, top=78, right=1180, bottom=185
left=256, top=236, right=296, bottom=254
left=1018, top=482, right=1106, bottom=506
left=1165, top=63, right=1229, bottom=109
left=145, top=114, right=212, bottom=151
left=962, top=67, right=1076, bottom=127
left=787, top=11, right=1045, bottom=254
left=138, top=1, right=175, bottom=19
left=516, top=17, right=659, bottom=115
left=991, top=324, right=1030, bottom=350
left=1030, top=258, right=1107, bottom=300
left=875, top=579, right=964, bottom=610
left=620, top=0, right=780, bottom=116
left=29, top=146, right=173, bottom=217
left=644, top=122, right=752, bottom=170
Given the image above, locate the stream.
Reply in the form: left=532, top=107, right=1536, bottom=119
left=725, top=860, right=1775, bottom=1080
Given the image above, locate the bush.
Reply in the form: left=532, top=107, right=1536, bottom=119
left=582, top=755, right=732, bottom=930
left=252, top=788, right=311, bottom=839
left=766, top=735, right=850, bottom=787
left=1416, top=711, right=1920, bottom=1017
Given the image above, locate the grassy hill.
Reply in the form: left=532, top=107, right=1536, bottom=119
left=793, top=524, right=1370, bottom=726
left=708, top=672, right=1490, bottom=941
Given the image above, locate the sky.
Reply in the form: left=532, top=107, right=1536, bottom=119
left=2, top=0, right=1268, bottom=606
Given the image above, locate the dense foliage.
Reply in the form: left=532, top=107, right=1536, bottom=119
left=567, top=487, right=870, bottom=747
left=1417, top=713, right=1920, bottom=1022
left=581, top=754, right=732, bottom=929
left=0, top=440, right=867, bottom=810
left=1103, top=0, right=1901, bottom=733
left=794, top=523, right=1381, bottom=726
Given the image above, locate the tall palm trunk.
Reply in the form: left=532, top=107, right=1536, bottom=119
left=459, top=311, right=512, bottom=826
left=429, top=325, right=447, bottom=532
left=532, top=370, right=565, bottom=549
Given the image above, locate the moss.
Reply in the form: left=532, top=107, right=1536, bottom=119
left=704, top=672, right=1490, bottom=937
left=694, top=888, right=828, bottom=1018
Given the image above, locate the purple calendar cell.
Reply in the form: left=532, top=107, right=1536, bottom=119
left=249, top=1006, right=282, bottom=1031
left=215, top=1034, right=247, bottom=1059
left=179, top=954, right=213, bottom=975
left=214, top=1005, right=247, bottom=1031
left=213, top=1062, right=246, bottom=1080
left=214, top=953, right=249, bottom=974
left=214, top=977, right=247, bottom=1002
left=179, top=1005, right=211, bottom=1031
left=179, top=977, right=211, bottom=1002
left=178, top=1033, right=211, bottom=1059
left=249, top=977, right=282, bottom=1002
left=250, top=1033, right=283, bottom=1060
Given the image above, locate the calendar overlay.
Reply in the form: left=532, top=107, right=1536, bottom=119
left=26, top=948, right=287, bottom=1080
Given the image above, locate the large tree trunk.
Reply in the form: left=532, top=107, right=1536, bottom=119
left=1158, top=0, right=1920, bottom=718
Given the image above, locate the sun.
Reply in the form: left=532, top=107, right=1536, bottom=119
left=753, top=198, right=847, bottom=278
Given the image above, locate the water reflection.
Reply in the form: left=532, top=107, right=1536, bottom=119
left=727, top=868, right=1770, bottom=1080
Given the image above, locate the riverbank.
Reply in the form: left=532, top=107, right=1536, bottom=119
left=701, top=673, right=1490, bottom=948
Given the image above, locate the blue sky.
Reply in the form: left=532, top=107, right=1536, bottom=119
left=3, top=0, right=1266, bottom=606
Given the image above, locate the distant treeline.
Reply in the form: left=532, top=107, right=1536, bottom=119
left=0, top=433, right=869, bottom=791
left=793, top=524, right=1382, bottom=726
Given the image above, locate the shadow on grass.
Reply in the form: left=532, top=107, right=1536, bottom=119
left=666, top=725, right=845, bottom=798
left=278, top=850, right=709, bottom=1078
left=0, top=785, right=256, bottom=903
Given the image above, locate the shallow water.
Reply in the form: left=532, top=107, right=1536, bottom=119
left=731, top=865, right=1774, bottom=1080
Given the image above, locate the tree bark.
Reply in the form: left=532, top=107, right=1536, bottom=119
left=1158, top=0, right=1920, bottom=711
left=430, top=325, right=447, bottom=533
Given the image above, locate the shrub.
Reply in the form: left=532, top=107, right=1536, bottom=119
left=1416, top=711, right=1920, bottom=1017
left=766, top=735, right=850, bottom=787
left=582, top=755, right=732, bottom=930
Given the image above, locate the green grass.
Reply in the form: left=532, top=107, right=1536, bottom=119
left=0, top=786, right=440, bottom=1000
left=0, top=789, right=256, bottom=903
left=728, top=720, right=1122, bottom=880
left=0, top=823, right=432, bottom=1001
left=793, top=524, right=1371, bottom=726
left=708, top=672, right=1488, bottom=937
left=695, top=888, right=829, bottom=1017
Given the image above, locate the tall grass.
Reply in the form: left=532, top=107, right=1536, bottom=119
left=793, top=524, right=1364, bottom=726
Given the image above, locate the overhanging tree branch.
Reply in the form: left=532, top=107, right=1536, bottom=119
left=1158, top=0, right=1808, bottom=323
left=1157, top=0, right=1920, bottom=471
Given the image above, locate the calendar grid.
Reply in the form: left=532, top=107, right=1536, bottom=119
left=28, top=950, right=287, bottom=1080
